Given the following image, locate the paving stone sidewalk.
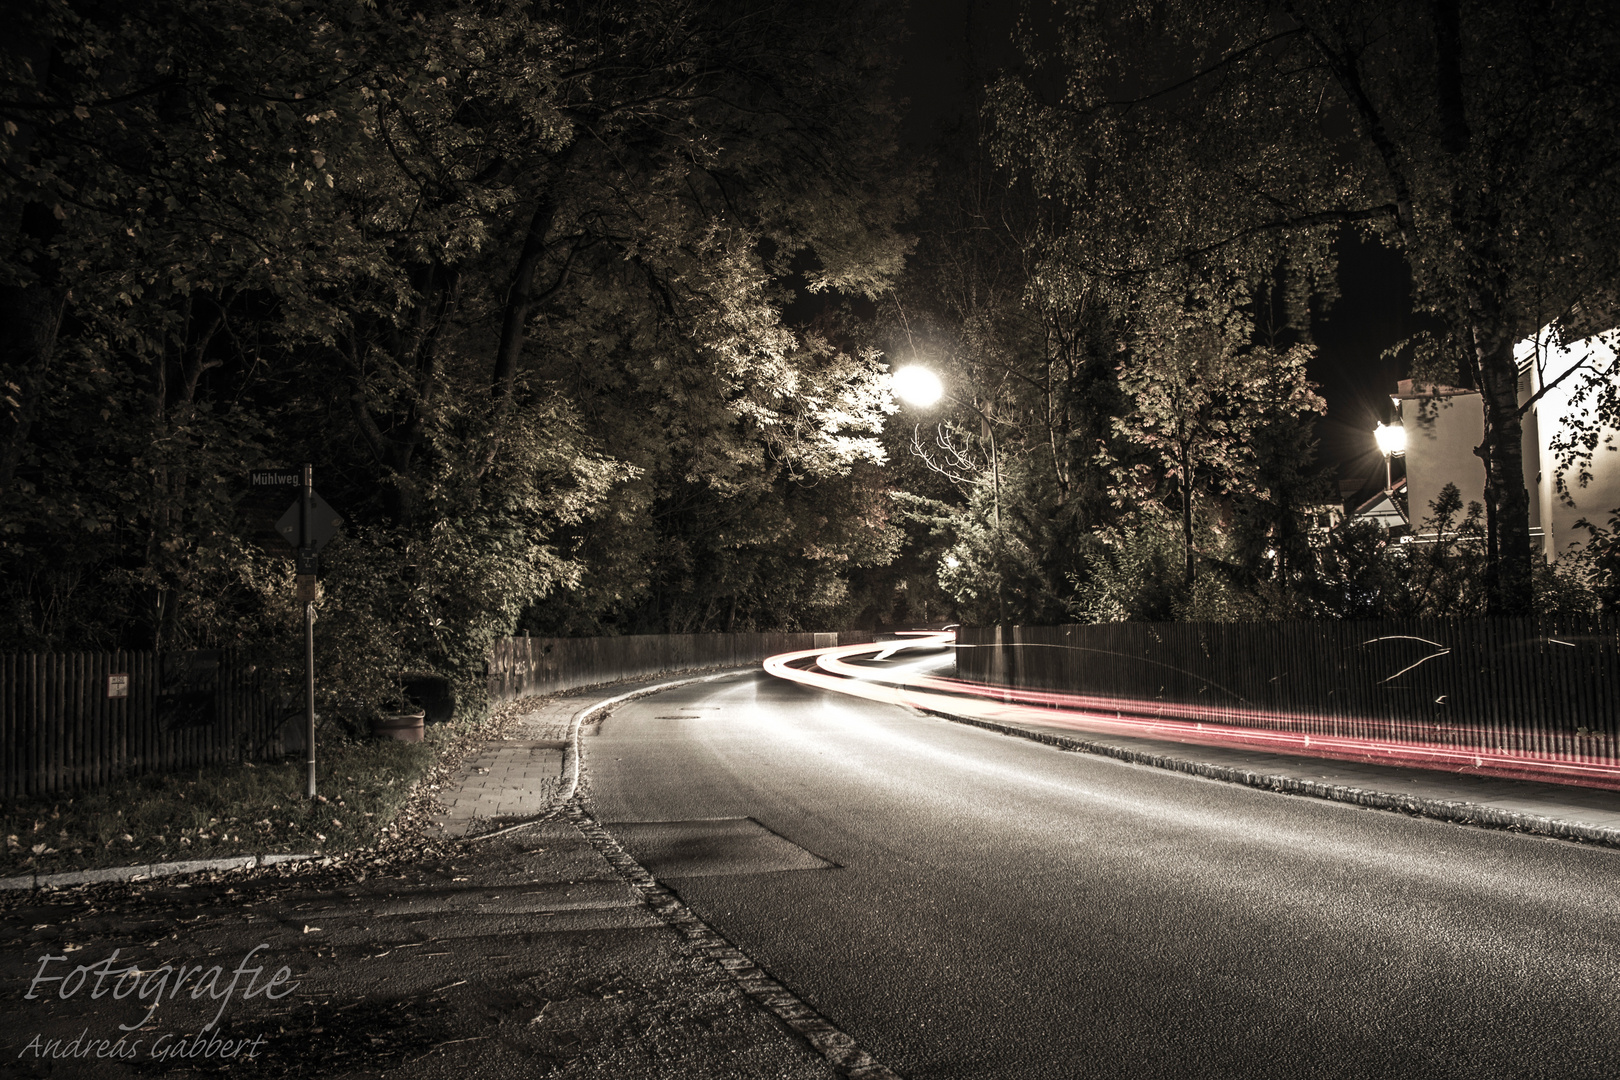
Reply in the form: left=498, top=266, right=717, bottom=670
left=428, top=697, right=579, bottom=836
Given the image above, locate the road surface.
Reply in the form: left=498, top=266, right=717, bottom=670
left=586, top=650, right=1620, bottom=1079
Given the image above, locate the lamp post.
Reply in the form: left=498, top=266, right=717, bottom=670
left=892, top=365, right=1007, bottom=627
left=1374, top=421, right=1406, bottom=496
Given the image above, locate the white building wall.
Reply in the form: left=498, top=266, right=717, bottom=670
left=1388, top=327, right=1618, bottom=561
left=1396, top=386, right=1486, bottom=528
left=1516, top=328, right=1620, bottom=560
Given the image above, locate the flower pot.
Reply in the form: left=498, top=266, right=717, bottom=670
left=373, top=710, right=426, bottom=743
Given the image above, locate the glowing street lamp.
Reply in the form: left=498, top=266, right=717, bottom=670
left=891, top=366, right=943, bottom=408
left=1374, top=421, right=1406, bottom=495
left=891, top=364, right=1007, bottom=626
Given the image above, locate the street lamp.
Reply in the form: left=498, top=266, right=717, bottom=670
left=1374, top=421, right=1406, bottom=495
left=891, top=366, right=1001, bottom=534
left=891, top=366, right=943, bottom=408
left=891, top=365, right=1007, bottom=627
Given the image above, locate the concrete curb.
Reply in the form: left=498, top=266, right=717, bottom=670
left=0, top=852, right=319, bottom=893
left=924, top=709, right=1620, bottom=848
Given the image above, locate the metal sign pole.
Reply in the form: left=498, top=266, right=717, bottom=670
left=302, top=462, right=317, bottom=800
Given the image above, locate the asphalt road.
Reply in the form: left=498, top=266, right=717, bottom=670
left=586, top=651, right=1620, bottom=1080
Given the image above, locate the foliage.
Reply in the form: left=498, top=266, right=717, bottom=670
left=1110, top=281, right=1325, bottom=586
left=1066, top=524, right=1184, bottom=624
left=1556, top=510, right=1620, bottom=616
left=988, top=0, right=1620, bottom=616
left=0, top=0, right=911, bottom=704
left=878, top=81, right=1334, bottom=626
left=880, top=115, right=1133, bottom=625
left=1298, top=484, right=1486, bottom=618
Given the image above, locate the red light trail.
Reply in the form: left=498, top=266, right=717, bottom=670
left=763, top=633, right=1620, bottom=792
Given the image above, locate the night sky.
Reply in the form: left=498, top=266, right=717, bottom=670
left=895, top=0, right=1418, bottom=504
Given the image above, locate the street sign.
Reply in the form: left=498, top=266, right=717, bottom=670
left=276, top=491, right=344, bottom=551
left=249, top=469, right=302, bottom=488
left=295, top=550, right=320, bottom=575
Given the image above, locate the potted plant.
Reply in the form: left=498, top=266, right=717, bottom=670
left=372, top=626, right=432, bottom=743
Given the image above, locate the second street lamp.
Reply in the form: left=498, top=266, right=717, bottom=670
left=1374, top=420, right=1406, bottom=496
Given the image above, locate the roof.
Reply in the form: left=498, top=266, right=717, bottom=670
left=1351, top=479, right=1408, bottom=528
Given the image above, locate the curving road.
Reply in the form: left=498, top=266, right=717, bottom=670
left=584, top=649, right=1620, bottom=1079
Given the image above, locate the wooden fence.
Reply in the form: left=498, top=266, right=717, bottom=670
left=0, top=630, right=868, bottom=801
left=0, top=650, right=292, bottom=802
left=955, top=618, right=1620, bottom=764
left=487, top=630, right=866, bottom=702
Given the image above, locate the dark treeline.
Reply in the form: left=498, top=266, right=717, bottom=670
left=4, top=0, right=1619, bottom=722
left=0, top=0, right=915, bottom=715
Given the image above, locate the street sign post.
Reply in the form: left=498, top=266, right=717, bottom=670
left=268, top=464, right=345, bottom=800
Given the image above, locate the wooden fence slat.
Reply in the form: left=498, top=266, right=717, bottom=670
left=3, top=654, right=13, bottom=800
left=2, top=654, right=12, bottom=800
left=49, top=653, right=62, bottom=798
left=69, top=653, right=82, bottom=792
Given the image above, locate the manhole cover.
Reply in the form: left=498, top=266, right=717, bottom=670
left=603, top=817, right=837, bottom=878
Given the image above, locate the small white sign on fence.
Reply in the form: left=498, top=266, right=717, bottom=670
left=107, top=673, right=129, bottom=699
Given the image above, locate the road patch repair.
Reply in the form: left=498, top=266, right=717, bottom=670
left=603, top=818, right=838, bottom=879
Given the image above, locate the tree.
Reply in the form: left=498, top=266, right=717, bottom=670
left=0, top=0, right=912, bottom=702
left=990, top=0, right=1620, bottom=615
left=883, top=114, right=1129, bottom=625
left=1110, top=281, right=1324, bottom=587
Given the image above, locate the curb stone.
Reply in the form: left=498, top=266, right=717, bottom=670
left=0, top=852, right=319, bottom=892
left=568, top=806, right=901, bottom=1080
left=923, top=709, right=1620, bottom=848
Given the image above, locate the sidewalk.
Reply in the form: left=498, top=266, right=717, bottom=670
left=427, top=696, right=577, bottom=835
left=0, top=672, right=870, bottom=1080
left=927, top=707, right=1620, bottom=846
left=426, top=673, right=900, bottom=1079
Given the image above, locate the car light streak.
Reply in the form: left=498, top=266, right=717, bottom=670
left=762, top=633, right=1620, bottom=792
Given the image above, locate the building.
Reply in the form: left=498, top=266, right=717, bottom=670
left=1387, top=326, right=1620, bottom=561
left=1521, top=326, right=1620, bottom=558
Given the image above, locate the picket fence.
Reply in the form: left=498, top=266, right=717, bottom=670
left=955, top=617, right=1620, bottom=765
left=2, top=631, right=868, bottom=800
left=0, top=650, right=291, bottom=802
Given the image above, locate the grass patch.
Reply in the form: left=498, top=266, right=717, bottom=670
left=1, top=737, right=436, bottom=878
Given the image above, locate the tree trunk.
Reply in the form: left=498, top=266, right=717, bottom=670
left=1429, top=0, right=1531, bottom=616
left=491, top=179, right=568, bottom=404
left=1181, top=456, right=1196, bottom=587
left=1473, top=325, right=1535, bottom=616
